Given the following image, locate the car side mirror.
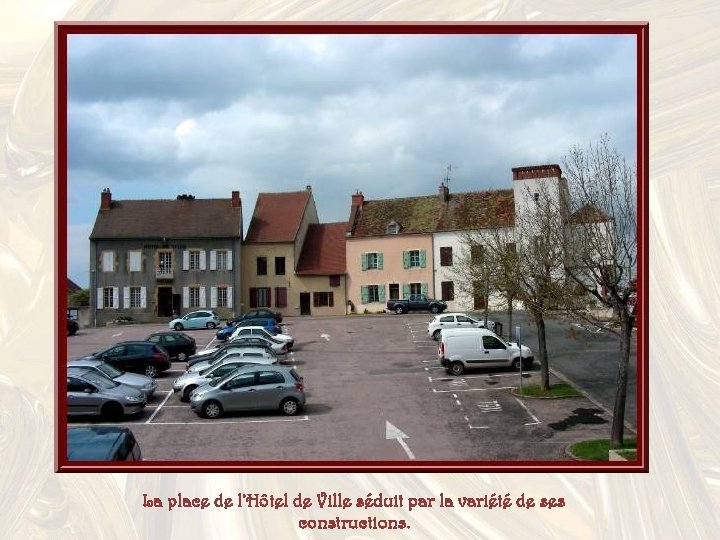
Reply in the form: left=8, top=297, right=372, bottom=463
left=83, top=386, right=95, bottom=394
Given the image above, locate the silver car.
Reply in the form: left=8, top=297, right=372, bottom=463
left=187, top=348, right=277, bottom=373
left=174, top=356, right=276, bottom=401
left=67, top=367, right=146, bottom=419
left=69, top=359, right=158, bottom=398
left=189, top=364, right=305, bottom=418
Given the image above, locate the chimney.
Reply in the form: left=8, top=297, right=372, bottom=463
left=438, top=182, right=449, bottom=202
left=231, top=190, right=241, bottom=208
left=351, top=190, right=364, bottom=207
left=306, top=185, right=312, bottom=191
left=100, top=188, right=112, bottom=209
left=512, top=164, right=562, bottom=180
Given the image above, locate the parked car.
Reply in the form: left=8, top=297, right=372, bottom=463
left=216, top=318, right=281, bottom=341
left=67, top=367, right=146, bottom=419
left=174, top=355, right=278, bottom=401
left=228, top=308, right=283, bottom=325
left=169, top=310, right=221, bottom=331
left=187, top=348, right=278, bottom=373
left=67, top=426, right=142, bottom=461
left=228, top=334, right=288, bottom=355
left=427, top=313, right=496, bottom=341
left=186, top=341, right=278, bottom=368
left=229, top=326, right=294, bottom=350
left=189, top=364, right=305, bottom=418
left=438, top=328, right=534, bottom=375
left=68, top=359, right=157, bottom=398
left=386, top=294, right=447, bottom=315
left=67, top=318, right=79, bottom=336
left=145, top=331, right=196, bottom=360
left=75, top=341, right=171, bottom=378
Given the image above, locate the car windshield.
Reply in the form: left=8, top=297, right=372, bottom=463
left=95, top=363, right=123, bottom=378
left=82, top=374, right=118, bottom=389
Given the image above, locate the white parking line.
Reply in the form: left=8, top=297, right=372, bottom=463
left=111, top=331, right=123, bottom=337
left=514, top=397, right=541, bottom=426
left=145, top=391, right=172, bottom=424
left=89, top=415, right=311, bottom=427
left=432, top=386, right=515, bottom=393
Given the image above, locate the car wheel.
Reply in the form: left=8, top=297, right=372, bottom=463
left=144, top=364, right=158, bottom=378
left=102, top=401, right=123, bottom=420
left=177, top=352, right=187, bottom=362
left=182, top=385, right=198, bottom=402
left=206, top=322, right=216, bottom=329
left=449, top=362, right=464, bottom=376
left=280, top=398, right=300, bottom=416
left=394, top=305, right=405, bottom=315
left=430, top=305, right=440, bottom=314
left=202, top=400, right=223, bottom=419
left=511, top=358, right=522, bottom=371
left=68, top=327, right=78, bottom=336
left=432, top=330, right=441, bottom=341
left=174, top=323, right=184, bottom=331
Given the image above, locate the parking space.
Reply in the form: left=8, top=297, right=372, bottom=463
left=65, top=314, right=620, bottom=461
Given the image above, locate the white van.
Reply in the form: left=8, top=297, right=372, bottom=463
left=438, top=328, right=534, bottom=376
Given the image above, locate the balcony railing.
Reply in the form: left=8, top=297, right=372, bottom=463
left=156, top=268, right=173, bottom=280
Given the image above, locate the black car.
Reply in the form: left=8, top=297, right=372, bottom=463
left=76, top=341, right=171, bottom=378
left=145, top=331, right=196, bottom=361
left=67, top=318, right=79, bottom=336
left=228, top=308, right=283, bottom=325
left=67, top=426, right=142, bottom=461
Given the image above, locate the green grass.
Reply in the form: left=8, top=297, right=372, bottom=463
left=516, top=383, right=582, bottom=398
left=570, top=438, right=637, bottom=461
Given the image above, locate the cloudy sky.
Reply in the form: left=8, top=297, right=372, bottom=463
left=67, top=31, right=636, bottom=288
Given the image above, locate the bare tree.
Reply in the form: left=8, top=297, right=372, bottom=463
left=562, top=135, right=637, bottom=449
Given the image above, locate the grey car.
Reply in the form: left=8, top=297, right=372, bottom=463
left=187, top=348, right=277, bottom=373
left=67, top=367, right=146, bottom=419
left=189, top=364, right=305, bottom=418
left=174, top=356, right=277, bottom=401
left=68, top=359, right=158, bottom=398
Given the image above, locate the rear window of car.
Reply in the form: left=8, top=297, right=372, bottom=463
left=289, top=369, right=301, bottom=382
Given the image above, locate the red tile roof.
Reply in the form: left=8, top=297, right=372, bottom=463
left=296, top=222, right=347, bottom=275
left=347, top=189, right=515, bottom=237
left=245, top=191, right=313, bottom=243
left=90, top=197, right=243, bottom=239
left=568, top=204, right=612, bottom=224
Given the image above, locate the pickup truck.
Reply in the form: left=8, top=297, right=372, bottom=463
left=386, top=294, right=447, bottom=315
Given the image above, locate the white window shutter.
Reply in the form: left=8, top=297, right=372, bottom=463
left=200, top=286, right=206, bottom=307
left=97, top=288, right=103, bottom=309
left=200, top=250, right=207, bottom=270
left=112, top=287, right=119, bottom=309
left=123, top=287, right=130, bottom=308
left=183, top=287, right=189, bottom=308
left=140, top=287, right=147, bottom=308
left=210, top=287, right=218, bottom=308
left=226, top=250, right=233, bottom=270
left=183, top=250, right=189, bottom=270
left=210, top=250, right=217, bottom=270
left=227, top=286, right=233, bottom=308
left=102, top=251, right=114, bottom=271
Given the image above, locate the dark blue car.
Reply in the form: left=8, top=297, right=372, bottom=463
left=216, top=318, right=281, bottom=342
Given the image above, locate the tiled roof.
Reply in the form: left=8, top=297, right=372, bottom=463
left=348, top=189, right=515, bottom=237
left=90, top=198, right=243, bottom=239
left=67, top=278, right=81, bottom=292
left=296, top=222, right=347, bottom=275
left=245, top=191, right=312, bottom=243
left=568, top=204, right=612, bottom=224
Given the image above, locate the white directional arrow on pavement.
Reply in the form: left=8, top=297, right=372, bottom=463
left=320, top=333, right=330, bottom=341
left=385, top=421, right=415, bottom=459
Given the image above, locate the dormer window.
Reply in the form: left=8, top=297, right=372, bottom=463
left=387, top=221, right=400, bottom=234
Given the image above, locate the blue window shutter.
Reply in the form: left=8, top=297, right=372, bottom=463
left=403, top=250, right=410, bottom=269
left=378, top=285, right=386, bottom=302
left=377, top=252, right=383, bottom=270
left=402, top=283, right=410, bottom=297
left=421, top=282, right=428, bottom=296
left=360, top=286, right=369, bottom=304
left=361, top=253, right=368, bottom=271
left=420, top=250, right=427, bottom=268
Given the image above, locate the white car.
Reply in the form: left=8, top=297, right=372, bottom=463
left=427, top=313, right=495, bottom=341
left=228, top=334, right=289, bottom=355
left=229, top=326, right=294, bottom=350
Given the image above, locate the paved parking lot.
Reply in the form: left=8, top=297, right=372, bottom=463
left=65, top=314, right=627, bottom=462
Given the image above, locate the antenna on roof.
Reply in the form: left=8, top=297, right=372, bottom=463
left=444, top=164, right=456, bottom=191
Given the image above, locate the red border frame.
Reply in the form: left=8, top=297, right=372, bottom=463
left=56, top=22, right=649, bottom=473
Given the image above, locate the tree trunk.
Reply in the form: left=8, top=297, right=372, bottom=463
left=507, top=295, right=513, bottom=342
left=611, top=314, right=632, bottom=448
left=533, top=312, right=550, bottom=391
